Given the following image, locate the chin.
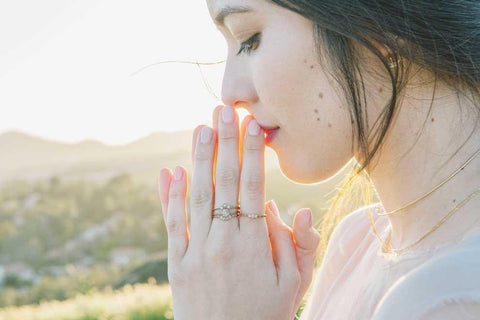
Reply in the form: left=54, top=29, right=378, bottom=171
left=276, top=151, right=349, bottom=184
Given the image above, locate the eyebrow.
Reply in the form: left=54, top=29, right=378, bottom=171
left=214, top=5, right=254, bottom=27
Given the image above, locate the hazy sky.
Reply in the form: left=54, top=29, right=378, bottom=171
left=0, top=0, right=249, bottom=145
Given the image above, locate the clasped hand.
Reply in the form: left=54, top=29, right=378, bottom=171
left=158, top=105, right=321, bottom=320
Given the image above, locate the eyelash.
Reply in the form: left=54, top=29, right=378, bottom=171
left=236, top=33, right=261, bottom=56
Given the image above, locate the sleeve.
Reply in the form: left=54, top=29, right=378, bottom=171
left=298, top=203, right=381, bottom=320
left=371, top=247, right=480, bottom=320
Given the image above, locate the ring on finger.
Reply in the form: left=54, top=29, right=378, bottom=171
left=211, top=202, right=240, bottom=221
left=239, top=212, right=266, bottom=218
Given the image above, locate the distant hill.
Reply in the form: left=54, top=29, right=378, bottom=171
left=0, top=130, right=285, bottom=187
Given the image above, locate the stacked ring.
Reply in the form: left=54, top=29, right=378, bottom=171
left=211, top=202, right=240, bottom=221
left=211, top=202, right=266, bottom=220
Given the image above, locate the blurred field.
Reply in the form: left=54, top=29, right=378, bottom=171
left=0, top=281, right=307, bottom=320
left=0, top=281, right=174, bottom=320
left=0, top=130, right=345, bottom=319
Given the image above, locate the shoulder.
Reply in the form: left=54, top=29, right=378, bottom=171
left=299, top=203, right=382, bottom=320
left=329, top=203, right=381, bottom=251
left=315, top=203, right=380, bottom=273
left=320, top=203, right=383, bottom=286
left=371, top=246, right=480, bottom=320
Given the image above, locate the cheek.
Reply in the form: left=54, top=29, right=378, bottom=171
left=251, top=28, right=353, bottom=182
left=253, top=41, right=322, bottom=123
left=262, top=62, right=353, bottom=181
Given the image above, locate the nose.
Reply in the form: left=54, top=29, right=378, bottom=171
left=220, top=54, right=258, bottom=111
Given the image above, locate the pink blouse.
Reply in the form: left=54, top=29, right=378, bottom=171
left=299, top=203, right=480, bottom=320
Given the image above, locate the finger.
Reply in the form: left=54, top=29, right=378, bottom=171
left=292, top=207, right=321, bottom=309
left=190, top=126, right=216, bottom=244
left=209, top=105, right=241, bottom=237
left=212, top=105, right=224, bottom=133
left=239, top=115, right=254, bottom=169
left=239, top=119, right=268, bottom=240
left=211, top=104, right=224, bottom=182
left=191, top=125, right=207, bottom=166
left=158, top=167, right=173, bottom=227
left=265, top=200, right=299, bottom=286
left=166, top=165, right=189, bottom=267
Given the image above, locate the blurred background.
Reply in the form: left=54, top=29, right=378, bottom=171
left=0, top=0, right=355, bottom=319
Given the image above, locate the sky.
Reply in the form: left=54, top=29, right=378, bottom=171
left=0, top=0, right=250, bottom=145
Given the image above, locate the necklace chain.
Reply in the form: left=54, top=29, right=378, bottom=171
left=370, top=146, right=480, bottom=257
left=376, top=146, right=480, bottom=216
left=377, top=187, right=480, bottom=257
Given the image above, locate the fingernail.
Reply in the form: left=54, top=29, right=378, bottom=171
left=248, top=119, right=261, bottom=136
left=222, top=105, right=235, bottom=124
left=174, top=166, right=183, bottom=181
left=200, top=127, right=212, bottom=144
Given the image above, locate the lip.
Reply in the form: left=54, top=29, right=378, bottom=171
left=263, top=127, right=279, bottom=144
left=257, top=123, right=279, bottom=131
left=254, top=121, right=279, bottom=144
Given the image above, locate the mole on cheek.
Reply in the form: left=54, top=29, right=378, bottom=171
left=317, top=118, right=320, bottom=121
left=314, top=109, right=318, bottom=113
left=319, top=92, right=324, bottom=99
left=378, top=87, right=383, bottom=93
left=431, top=118, right=435, bottom=122
left=310, top=65, right=314, bottom=69
left=328, top=123, right=332, bottom=128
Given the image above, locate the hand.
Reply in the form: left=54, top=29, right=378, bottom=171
left=158, top=105, right=321, bottom=320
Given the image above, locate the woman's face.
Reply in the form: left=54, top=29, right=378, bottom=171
left=207, top=0, right=373, bottom=183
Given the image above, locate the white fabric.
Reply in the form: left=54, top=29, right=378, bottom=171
left=298, top=203, right=480, bottom=320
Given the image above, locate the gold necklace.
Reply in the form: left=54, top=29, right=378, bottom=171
left=375, top=186, right=480, bottom=257
left=375, top=146, right=480, bottom=216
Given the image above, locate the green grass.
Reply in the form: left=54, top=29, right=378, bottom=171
left=0, top=282, right=174, bottom=320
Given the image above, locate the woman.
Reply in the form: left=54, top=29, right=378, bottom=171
left=158, top=0, right=480, bottom=319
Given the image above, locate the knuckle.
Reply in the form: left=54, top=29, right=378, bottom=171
left=216, top=167, right=238, bottom=190
left=207, top=244, right=234, bottom=265
left=218, top=134, right=237, bottom=143
left=245, top=171, right=263, bottom=195
left=218, top=127, right=237, bottom=143
left=169, top=187, right=184, bottom=200
left=166, top=218, right=182, bottom=234
left=191, top=188, right=212, bottom=209
left=244, top=138, right=264, bottom=152
left=195, top=147, right=212, bottom=162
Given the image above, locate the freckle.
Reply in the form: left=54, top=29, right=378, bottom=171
left=378, top=87, right=383, bottom=93
left=317, top=118, right=320, bottom=121
left=431, top=118, right=434, bottom=122
left=314, top=109, right=318, bottom=113
left=303, top=59, right=307, bottom=63
left=310, top=65, right=314, bottom=69
left=328, top=123, right=332, bottom=128
left=351, top=120, right=355, bottom=124
left=318, top=92, right=324, bottom=99
left=453, top=199, right=456, bottom=203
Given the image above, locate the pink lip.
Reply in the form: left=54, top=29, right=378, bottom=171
left=254, top=120, right=279, bottom=144
left=264, top=128, right=279, bottom=144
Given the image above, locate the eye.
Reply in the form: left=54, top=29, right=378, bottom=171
left=236, top=33, right=261, bottom=56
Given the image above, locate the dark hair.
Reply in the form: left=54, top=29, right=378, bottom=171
left=265, top=0, right=480, bottom=275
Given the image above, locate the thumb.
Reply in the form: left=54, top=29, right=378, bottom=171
left=292, top=208, right=321, bottom=305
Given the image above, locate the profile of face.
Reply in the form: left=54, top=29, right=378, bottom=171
left=207, top=0, right=388, bottom=184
